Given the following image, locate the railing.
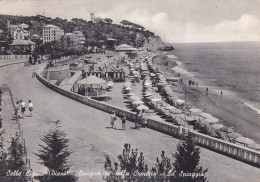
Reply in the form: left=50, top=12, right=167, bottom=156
left=36, top=71, right=260, bottom=167
left=0, top=54, right=30, bottom=59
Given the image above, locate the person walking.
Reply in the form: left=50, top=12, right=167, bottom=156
left=110, top=111, right=116, bottom=129
left=14, top=101, right=20, bottom=119
left=20, top=100, right=26, bottom=118
left=28, top=100, right=33, bottom=117
left=121, top=114, right=126, bottom=130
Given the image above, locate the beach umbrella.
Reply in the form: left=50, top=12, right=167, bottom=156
left=137, top=105, right=149, bottom=111
left=125, top=87, right=132, bottom=90
left=151, top=98, right=162, bottom=102
left=149, top=73, right=156, bottom=77
left=248, top=143, right=260, bottom=151
left=228, top=132, right=242, bottom=139
left=176, top=99, right=185, bottom=105
left=205, top=117, right=219, bottom=124
left=144, top=82, right=152, bottom=86
left=236, top=137, right=255, bottom=146
left=126, top=93, right=135, bottom=96
left=106, top=81, right=114, bottom=87
left=144, top=92, right=153, bottom=97
left=130, top=96, right=140, bottom=101
left=211, top=123, right=225, bottom=130
left=189, top=108, right=202, bottom=114
left=169, top=107, right=183, bottom=114
left=133, top=100, right=144, bottom=105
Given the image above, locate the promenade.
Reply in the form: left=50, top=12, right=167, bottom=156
left=0, top=63, right=260, bottom=182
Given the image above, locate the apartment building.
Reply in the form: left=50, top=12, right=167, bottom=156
left=42, top=24, right=64, bottom=43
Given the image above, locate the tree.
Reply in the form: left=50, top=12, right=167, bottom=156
left=8, top=136, right=25, bottom=170
left=150, top=151, right=174, bottom=181
left=104, top=143, right=148, bottom=181
left=104, top=18, right=113, bottom=24
left=36, top=120, right=77, bottom=182
left=0, top=151, right=8, bottom=182
left=173, top=134, right=208, bottom=182
left=5, top=135, right=27, bottom=182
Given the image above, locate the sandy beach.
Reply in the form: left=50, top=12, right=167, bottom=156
left=153, top=51, right=260, bottom=144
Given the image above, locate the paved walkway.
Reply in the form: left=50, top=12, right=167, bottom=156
left=0, top=63, right=260, bottom=182
left=2, top=91, right=20, bottom=150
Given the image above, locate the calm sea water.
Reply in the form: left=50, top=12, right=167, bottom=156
left=171, top=42, right=260, bottom=111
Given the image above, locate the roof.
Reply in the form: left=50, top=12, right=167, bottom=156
left=10, top=39, right=36, bottom=46
left=115, top=44, right=137, bottom=51
left=78, top=75, right=107, bottom=85
left=32, top=34, right=41, bottom=37
left=44, top=24, right=60, bottom=29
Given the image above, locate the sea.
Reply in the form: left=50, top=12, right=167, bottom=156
left=170, top=41, right=260, bottom=114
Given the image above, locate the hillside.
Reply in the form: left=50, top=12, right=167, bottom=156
left=0, top=14, right=165, bottom=49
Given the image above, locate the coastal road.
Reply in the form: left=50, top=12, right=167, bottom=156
left=1, top=63, right=260, bottom=182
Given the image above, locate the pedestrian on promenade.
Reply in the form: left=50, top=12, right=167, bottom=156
left=28, top=100, right=33, bottom=117
left=206, top=87, right=208, bottom=96
left=14, top=101, right=20, bottom=119
left=110, top=111, right=116, bottom=129
left=32, top=69, right=36, bottom=78
left=20, top=100, right=26, bottom=118
left=121, top=114, right=126, bottom=130
left=221, top=91, right=223, bottom=97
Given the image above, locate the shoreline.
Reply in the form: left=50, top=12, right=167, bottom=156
left=153, top=50, right=260, bottom=144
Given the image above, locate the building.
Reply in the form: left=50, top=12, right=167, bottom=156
left=8, top=21, right=30, bottom=40
left=42, top=24, right=64, bottom=44
left=61, top=31, right=85, bottom=50
left=115, top=44, right=138, bottom=58
left=9, top=39, right=36, bottom=54
left=31, top=34, right=42, bottom=40
left=90, top=13, right=104, bottom=23
left=13, top=27, right=30, bottom=40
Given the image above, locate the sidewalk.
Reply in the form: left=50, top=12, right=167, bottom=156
left=2, top=90, right=20, bottom=150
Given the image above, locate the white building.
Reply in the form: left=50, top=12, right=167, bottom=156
left=90, top=13, right=104, bottom=23
left=42, top=24, right=64, bottom=43
left=13, top=27, right=30, bottom=40
left=8, top=22, right=30, bottom=40
left=61, top=31, right=85, bottom=49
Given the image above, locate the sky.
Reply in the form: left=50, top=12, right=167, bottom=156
left=0, top=0, right=260, bottom=43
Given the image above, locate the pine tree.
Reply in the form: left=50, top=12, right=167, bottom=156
left=104, top=143, right=149, bottom=182
left=5, top=135, right=27, bottom=182
left=151, top=151, right=173, bottom=181
left=36, top=120, right=77, bottom=182
left=173, top=134, right=208, bottom=182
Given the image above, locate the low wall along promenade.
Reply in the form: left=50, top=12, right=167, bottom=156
left=36, top=71, right=260, bottom=167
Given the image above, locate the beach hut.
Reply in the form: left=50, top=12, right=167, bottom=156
left=78, top=75, right=107, bottom=97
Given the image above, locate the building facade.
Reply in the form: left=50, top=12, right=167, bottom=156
left=61, top=31, right=85, bottom=50
left=42, top=24, right=64, bottom=44
left=8, top=21, right=30, bottom=40
left=13, top=27, right=30, bottom=40
left=90, top=13, right=104, bottom=23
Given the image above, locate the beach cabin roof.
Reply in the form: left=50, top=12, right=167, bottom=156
left=78, top=75, right=107, bottom=85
